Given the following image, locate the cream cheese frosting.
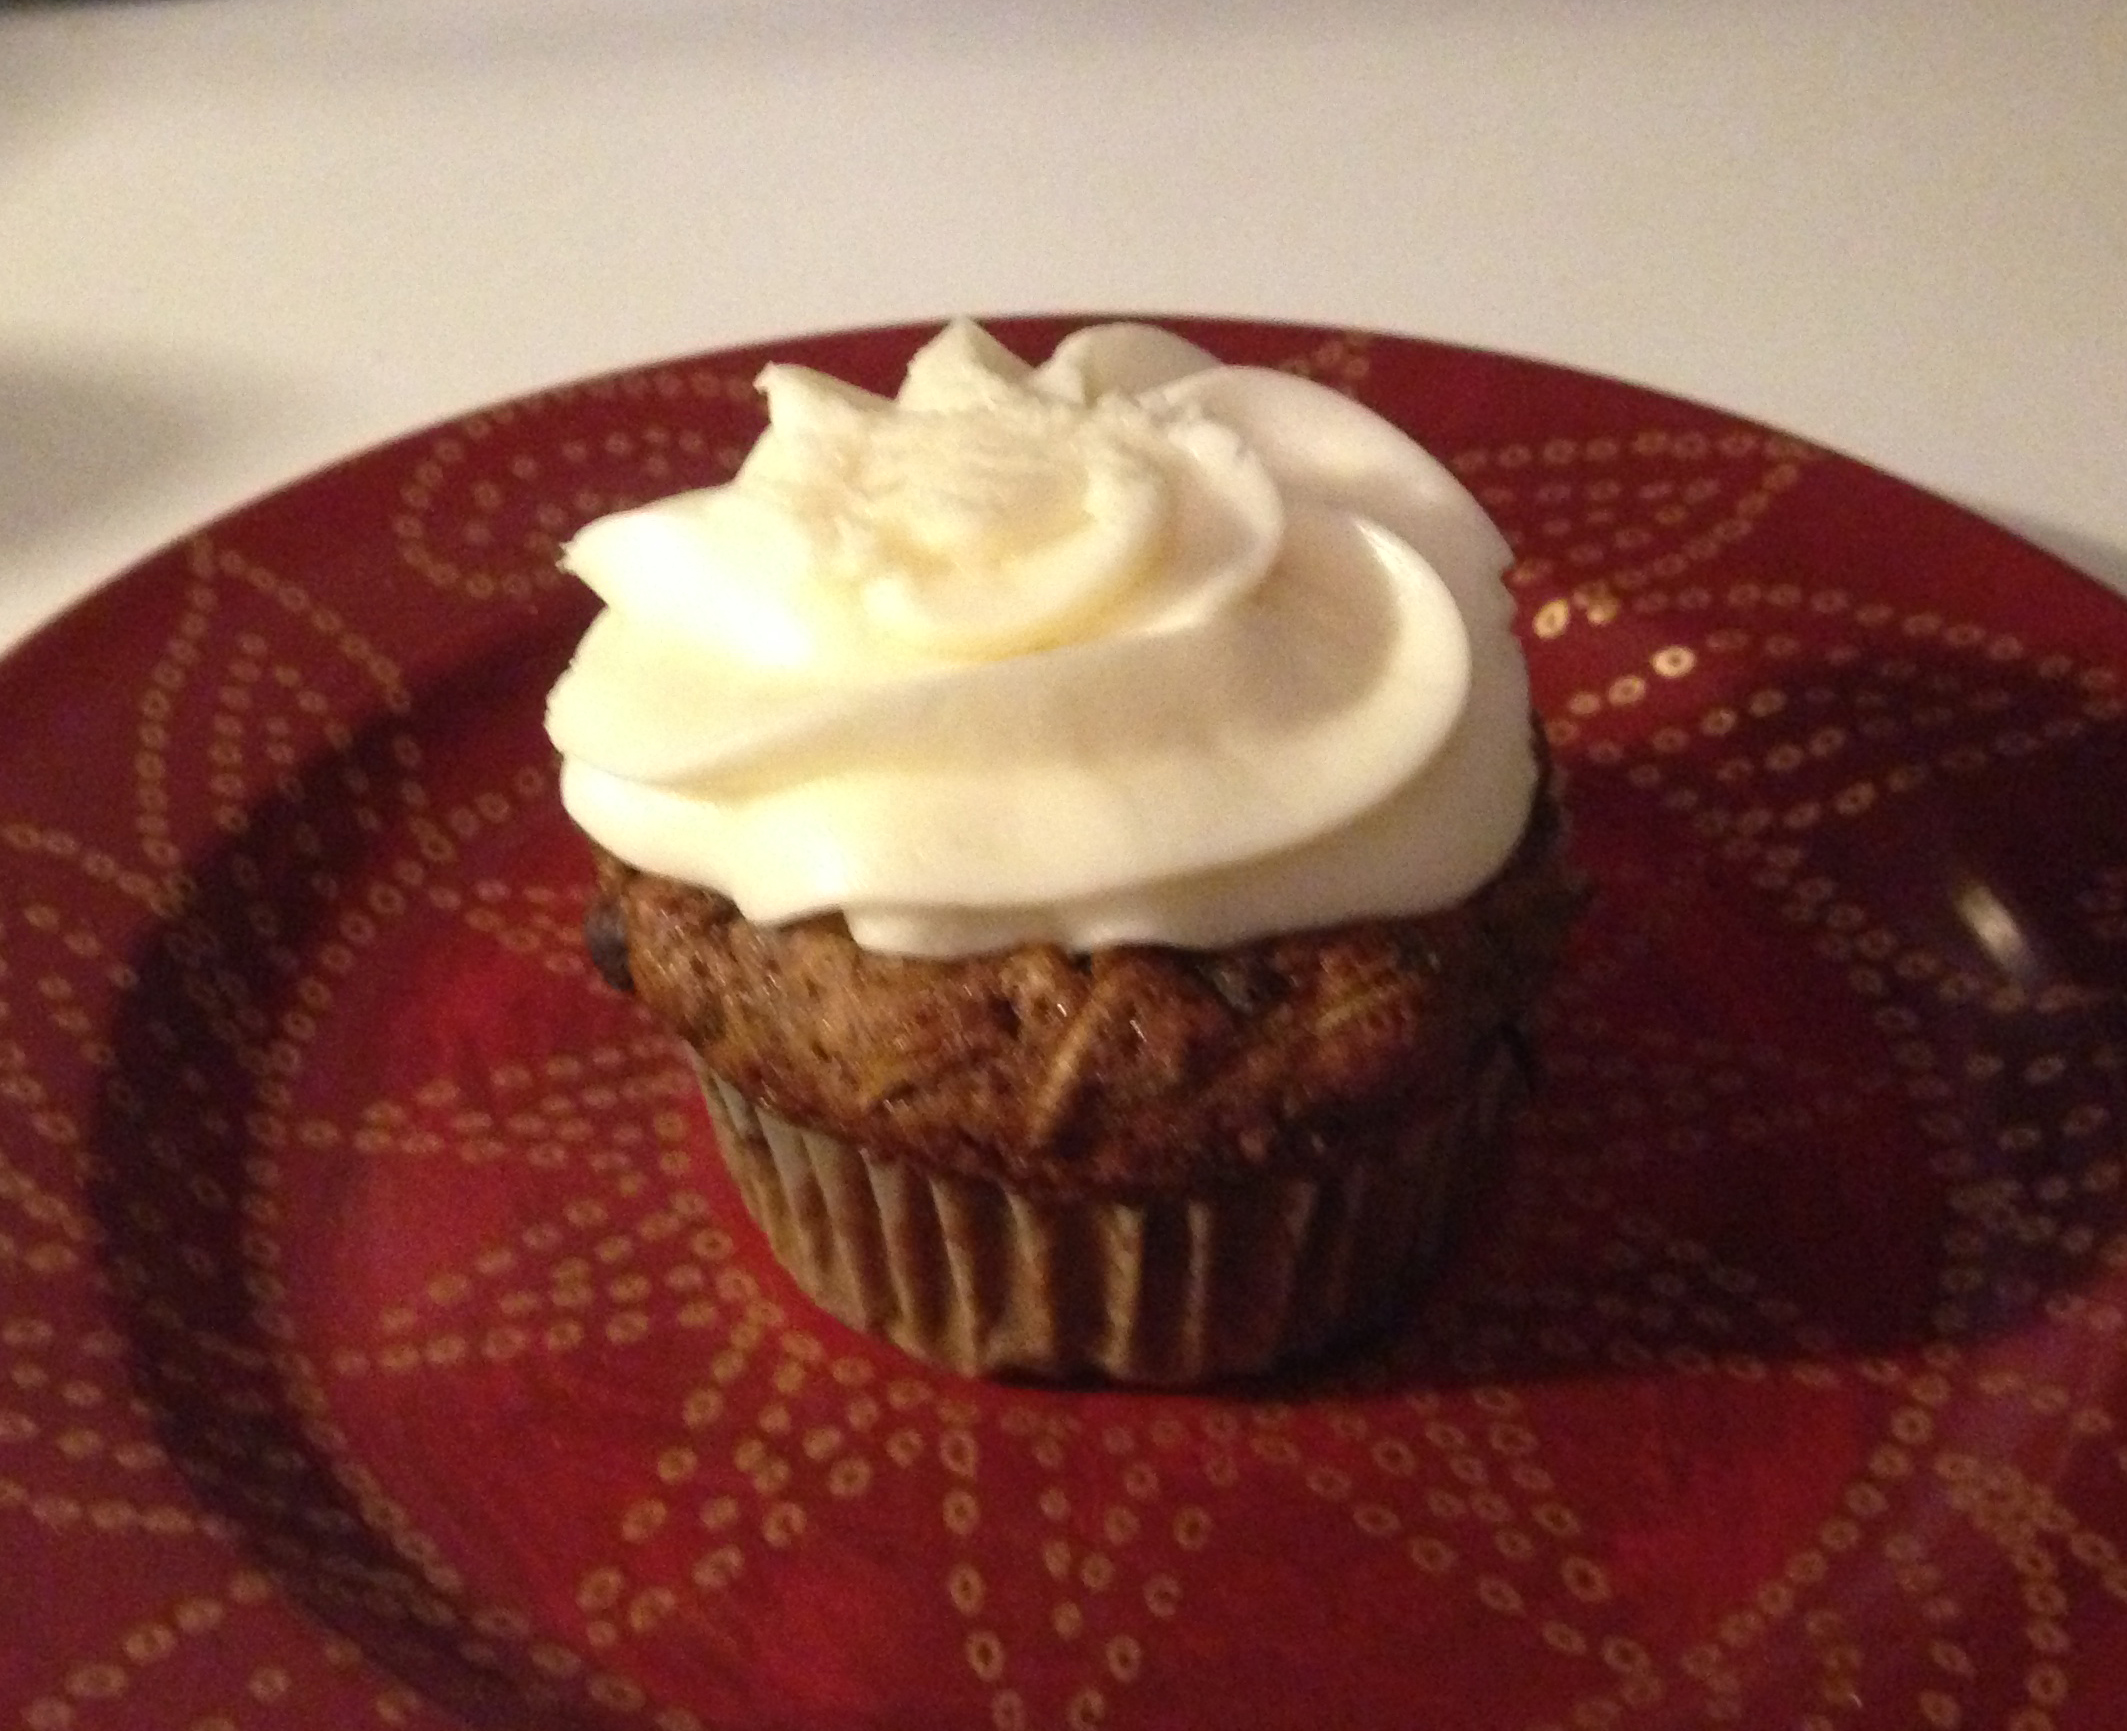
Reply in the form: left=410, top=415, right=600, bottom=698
left=546, top=320, right=1537, bottom=955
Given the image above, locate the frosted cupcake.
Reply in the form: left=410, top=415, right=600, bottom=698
left=546, top=321, right=1578, bottom=1383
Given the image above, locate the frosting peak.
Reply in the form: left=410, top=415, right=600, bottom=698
left=546, top=321, right=1535, bottom=955
left=736, top=357, right=1272, bottom=663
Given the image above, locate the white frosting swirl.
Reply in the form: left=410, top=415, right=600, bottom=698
left=546, top=320, right=1536, bottom=955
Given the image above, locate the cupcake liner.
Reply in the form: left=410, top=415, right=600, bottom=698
left=693, top=1040, right=1522, bottom=1385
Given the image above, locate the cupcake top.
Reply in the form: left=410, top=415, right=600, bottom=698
left=546, top=320, right=1537, bottom=956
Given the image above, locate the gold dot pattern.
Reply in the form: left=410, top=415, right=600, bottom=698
left=1, top=320, right=2125, bottom=1727
left=391, top=365, right=754, bottom=601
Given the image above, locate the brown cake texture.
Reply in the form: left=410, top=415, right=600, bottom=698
left=584, top=766, right=1581, bottom=1384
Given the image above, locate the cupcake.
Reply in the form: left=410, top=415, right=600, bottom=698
left=545, top=320, right=1579, bottom=1383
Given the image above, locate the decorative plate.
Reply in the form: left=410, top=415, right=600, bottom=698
left=4, top=318, right=2124, bottom=1731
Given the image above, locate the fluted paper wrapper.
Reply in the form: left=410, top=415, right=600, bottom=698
left=693, top=1043, right=1520, bottom=1384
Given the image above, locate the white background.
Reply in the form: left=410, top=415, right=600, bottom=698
left=4, top=0, right=2124, bottom=654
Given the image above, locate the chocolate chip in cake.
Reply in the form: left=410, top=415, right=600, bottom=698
left=583, top=897, right=635, bottom=993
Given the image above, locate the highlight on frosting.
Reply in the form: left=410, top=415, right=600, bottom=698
left=545, top=320, right=1537, bottom=955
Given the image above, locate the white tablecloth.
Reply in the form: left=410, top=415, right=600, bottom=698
left=4, top=0, right=2124, bottom=654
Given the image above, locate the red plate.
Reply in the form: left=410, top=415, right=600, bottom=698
left=5, top=319, right=2125, bottom=1730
